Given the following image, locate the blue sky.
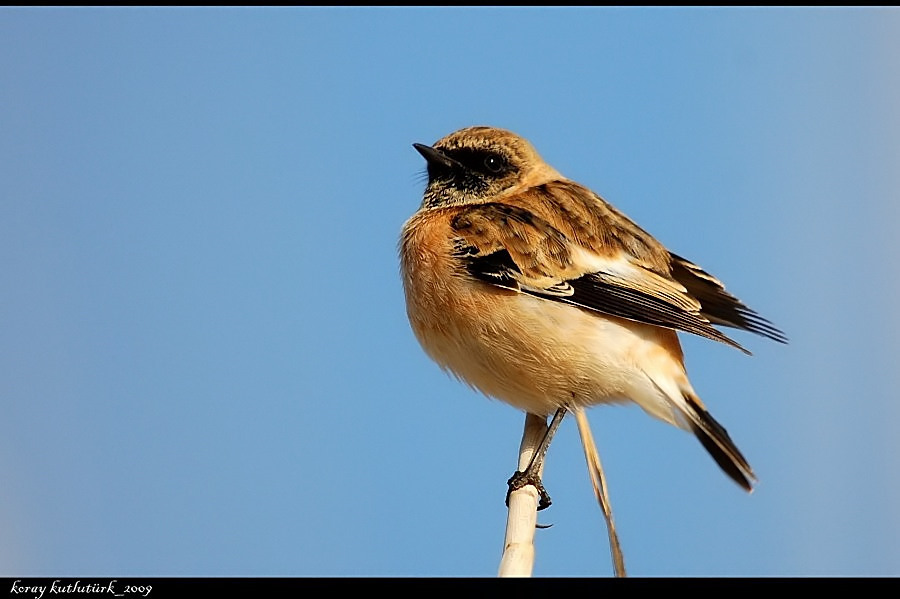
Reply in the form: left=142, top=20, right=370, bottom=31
left=2, top=7, right=899, bottom=576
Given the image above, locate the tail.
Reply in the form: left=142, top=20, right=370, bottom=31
left=681, top=392, right=756, bottom=492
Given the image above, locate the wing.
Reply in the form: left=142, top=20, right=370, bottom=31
left=449, top=181, right=784, bottom=352
left=669, top=254, right=788, bottom=344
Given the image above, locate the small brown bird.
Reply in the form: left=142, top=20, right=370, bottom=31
left=399, top=126, right=785, bottom=497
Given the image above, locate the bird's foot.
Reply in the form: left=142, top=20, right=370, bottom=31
left=506, top=470, right=552, bottom=511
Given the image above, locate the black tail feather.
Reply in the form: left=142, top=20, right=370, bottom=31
left=684, top=397, right=755, bottom=492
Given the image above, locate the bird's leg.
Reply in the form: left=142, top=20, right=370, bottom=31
left=506, top=406, right=568, bottom=511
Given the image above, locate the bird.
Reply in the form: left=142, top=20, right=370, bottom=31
left=399, top=125, right=786, bottom=501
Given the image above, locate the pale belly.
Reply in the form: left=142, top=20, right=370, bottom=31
left=408, top=285, right=687, bottom=426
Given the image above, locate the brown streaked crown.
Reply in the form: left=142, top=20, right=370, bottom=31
left=415, top=126, right=561, bottom=209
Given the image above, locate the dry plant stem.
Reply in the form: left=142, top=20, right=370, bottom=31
left=498, top=412, right=548, bottom=577
left=574, top=407, right=627, bottom=578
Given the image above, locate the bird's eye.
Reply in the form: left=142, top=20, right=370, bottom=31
left=483, top=154, right=505, bottom=174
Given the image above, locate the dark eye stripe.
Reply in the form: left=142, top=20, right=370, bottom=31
left=483, top=155, right=504, bottom=173
left=443, top=148, right=511, bottom=176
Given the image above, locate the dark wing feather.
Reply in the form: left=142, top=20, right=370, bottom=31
left=463, top=248, right=521, bottom=290
left=450, top=201, right=753, bottom=353
left=561, top=274, right=750, bottom=353
left=670, top=254, right=787, bottom=344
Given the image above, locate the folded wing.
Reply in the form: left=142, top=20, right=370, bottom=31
left=449, top=181, right=785, bottom=351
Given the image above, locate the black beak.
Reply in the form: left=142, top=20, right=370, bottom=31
left=413, top=143, right=462, bottom=171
